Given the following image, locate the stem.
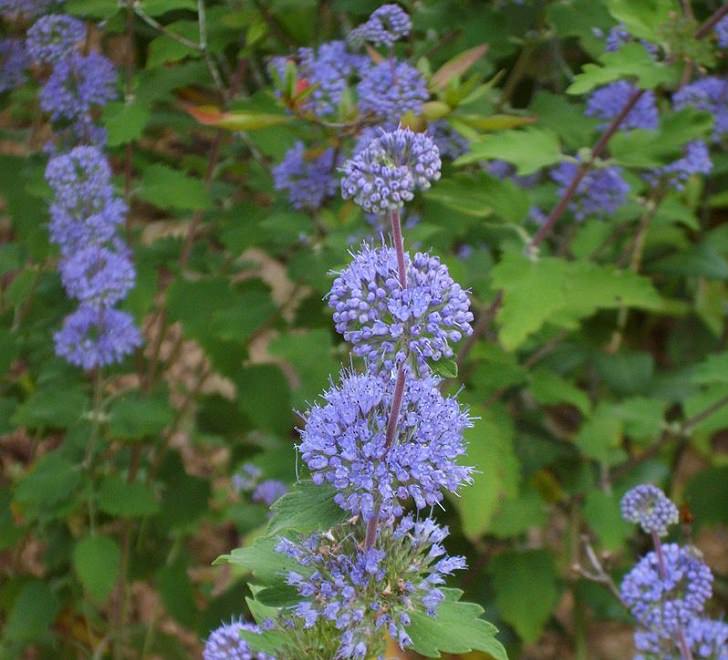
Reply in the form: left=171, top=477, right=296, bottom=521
left=197, top=0, right=225, bottom=97
left=651, top=532, right=693, bottom=660
left=364, top=210, right=409, bottom=551
left=85, top=369, right=103, bottom=533
left=694, top=4, right=728, bottom=39
left=132, top=3, right=201, bottom=50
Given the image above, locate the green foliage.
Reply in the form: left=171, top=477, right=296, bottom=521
left=73, top=535, right=121, bottom=602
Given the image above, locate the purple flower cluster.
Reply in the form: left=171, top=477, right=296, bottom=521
left=551, top=160, right=629, bottom=220
left=674, top=77, right=728, bottom=143
left=298, top=371, right=472, bottom=520
left=341, top=127, right=441, bottom=214
left=0, top=37, right=28, bottom=93
left=203, top=620, right=275, bottom=660
left=621, top=544, right=713, bottom=635
left=586, top=81, right=659, bottom=131
left=605, top=24, right=658, bottom=57
left=620, top=484, right=679, bottom=537
left=621, top=485, right=725, bottom=659
left=328, top=244, right=473, bottom=371
left=277, top=516, right=465, bottom=658
left=252, top=480, right=288, bottom=506
left=272, top=142, right=340, bottom=210
left=45, top=146, right=140, bottom=368
left=427, top=120, right=469, bottom=160
left=716, top=15, right=728, bottom=49
left=232, top=463, right=287, bottom=506
left=26, top=14, right=85, bottom=64
left=0, top=0, right=54, bottom=19
left=297, top=40, right=366, bottom=118
left=357, top=60, right=428, bottom=120
left=349, top=4, right=412, bottom=48
left=652, top=140, right=712, bottom=190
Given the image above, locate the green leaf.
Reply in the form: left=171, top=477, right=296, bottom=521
left=594, top=351, right=654, bottom=395
left=4, top=581, right=59, bottom=643
left=430, top=358, right=458, bottom=379
left=267, top=481, right=346, bottom=537
left=156, top=556, right=198, bottom=627
left=584, top=490, right=631, bottom=550
left=11, top=385, right=87, bottom=430
left=102, top=101, right=150, bottom=147
left=452, top=408, right=519, bottom=541
left=430, top=44, right=488, bottom=91
left=489, top=550, right=559, bottom=644
left=530, top=368, right=591, bottom=415
left=14, top=453, right=82, bottom=515
left=530, top=91, right=600, bottom=149
left=408, top=589, right=507, bottom=660
left=240, top=620, right=289, bottom=656
left=456, top=127, right=563, bottom=175
left=606, top=0, right=672, bottom=42
left=575, top=403, right=625, bottom=465
left=567, top=43, right=679, bottom=95
left=692, top=352, right=728, bottom=385
left=235, top=364, right=291, bottom=435
left=491, top=253, right=663, bottom=350
left=685, top=467, right=728, bottom=528
left=65, top=0, right=118, bottom=18
left=612, top=397, right=666, bottom=442
left=138, top=164, right=211, bottom=211
left=650, top=243, right=728, bottom=280
left=489, top=490, right=548, bottom=539
left=214, top=536, right=296, bottom=585
left=98, top=476, right=160, bottom=517
left=108, top=392, right=174, bottom=441
left=73, top=535, right=121, bottom=602
left=146, top=21, right=200, bottom=68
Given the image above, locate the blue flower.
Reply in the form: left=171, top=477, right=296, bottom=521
left=673, top=77, right=728, bottom=143
left=0, top=38, right=29, bottom=93
left=621, top=485, right=679, bottom=537
left=273, top=142, right=340, bottom=210
left=0, top=0, right=54, bottom=19
left=715, top=15, right=728, bottom=49
left=621, top=543, right=713, bottom=635
left=328, top=244, right=473, bottom=371
left=427, top=120, right=469, bottom=160
left=357, top=60, right=428, bottom=120
left=349, top=4, right=412, bottom=47
left=40, top=52, right=117, bottom=123
left=203, top=619, right=275, bottom=660
left=550, top=160, right=629, bottom=220
left=634, top=618, right=728, bottom=659
left=252, top=480, right=288, bottom=506
left=341, top=127, right=441, bottom=215
left=298, top=370, right=472, bottom=520
left=27, top=14, right=85, bottom=64
left=54, top=306, right=142, bottom=370
left=586, top=81, right=659, bottom=130
left=650, top=140, right=712, bottom=190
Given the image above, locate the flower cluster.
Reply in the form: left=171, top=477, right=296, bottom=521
left=203, top=619, right=274, bottom=660
left=232, top=463, right=288, bottom=507
left=341, top=127, right=441, bottom=214
left=26, top=14, right=85, bottom=64
left=0, top=37, right=28, bottom=93
left=298, top=371, right=472, bottom=520
left=716, top=15, right=728, bottom=49
left=586, top=81, right=659, bottom=131
left=550, top=160, right=629, bottom=220
left=277, top=517, right=465, bottom=658
left=357, top=60, right=428, bottom=120
left=0, top=0, right=54, bottom=19
left=272, top=142, right=340, bottom=210
left=620, top=485, right=725, bottom=659
left=348, top=3, right=411, bottom=47
left=328, top=244, right=473, bottom=371
left=674, top=77, right=728, bottom=143
left=650, top=140, right=712, bottom=190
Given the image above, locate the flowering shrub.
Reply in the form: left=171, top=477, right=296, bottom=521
left=1, top=0, right=728, bottom=658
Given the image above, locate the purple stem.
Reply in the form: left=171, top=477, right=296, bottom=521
left=651, top=531, right=693, bottom=660
left=364, top=209, right=409, bottom=551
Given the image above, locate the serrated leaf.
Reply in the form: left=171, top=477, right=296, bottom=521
left=584, top=490, right=631, bottom=550
left=491, top=253, right=663, bottom=350
left=490, top=550, right=558, bottom=644
left=103, top=101, right=150, bottom=147
left=452, top=408, right=518, bottom=541
left=430, top=44, right=489, bottom=91
left=138, top=164, right=210, bottom=210
left=108, top=392, right=174, bottom=441
left=12, top=385, right=87, bottom=430
left=430, top=358, right=458, bottom=379
left=605, top=0, right=672, bottom=42
left=408, top=589, right=507, bottom=659
left=692, top=352, right=728, bottom=385
left=456, top=127, right=562, bottom=175
left=98, top=476, right=159, bottom=517
left=530, top=368, right=591, bottom=415
left=73, top=535, right=121, bottom=602
left=567, top=43, right=679, bottom=95
left=14, top=453, right=81, bottom=514
left=214, top=536, right=296, bottom=585
left=575, top=403, right=625, bottom=465
left=267, top=481, right=346, bottom=536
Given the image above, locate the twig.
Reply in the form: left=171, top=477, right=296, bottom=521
left=132, top=2, right=201, bottom=50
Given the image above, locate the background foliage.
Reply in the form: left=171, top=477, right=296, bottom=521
left=1, top=0, right=727, bottom=658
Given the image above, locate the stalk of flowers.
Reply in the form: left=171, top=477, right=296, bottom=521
left=14, top=6, right=143, bottom=368
left=619, top=485, right=727, bottom=660
left=206, top=125, right=478, bottom=658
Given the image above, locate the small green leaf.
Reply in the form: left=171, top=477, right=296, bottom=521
left=584, top=490, right=631, bottom=550
left=692, top=352, right=728, bottom=385
left=214, top=536, right=297, bottom=585
left=267, top=481, right=346, bottom=537
left=14, top=453, right=82, bottom=515
left=575, top=403, right=625, bottom=465
left=407, top=589, right=507, bottom=659
left=456, top=127, right=563, bottom=175
left=73, top=535, right=121, bottom=602
left=65, top=0, right=118, bottom=18
left=12, top=385, right=87, bottom=430
left=103, top=101, right=150, bottom=147
left=685, top=467, right=728, bottom=528
left=530, top=368, right=591, bottom=415
left=430, top=358, right=458, bottom=379
left=606, top=0, right=672, bottom=42
left=490, top=550, right=559, bottom=644
left=138, top=164, right=211, bottom=211
left=98, top=476, right=159, bottom=517
left=141, top=0, right=196, bottom=16
left=4, top=581, right=59, bottom=643
left=108, top=392, right=174, bottom=441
